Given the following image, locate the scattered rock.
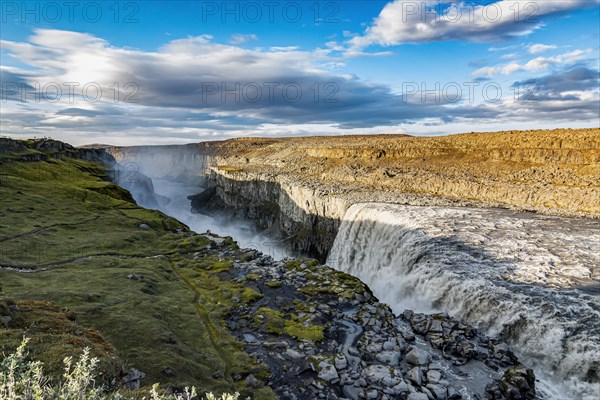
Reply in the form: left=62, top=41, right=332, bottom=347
left=286, top=348, right=304, bottom=360
left=408, top=367, right=423, bottom=386
left=318, top=361, right=339, bottom=382
left=212, top=370, right=224, bottom=379
left=363, top=365, right=392, bottom=385
left=122, top=369, right=145, bottom=391
left=334, top=354, right=348, bottom=370
left=376, top=350, right=401, bottom=366
left=0, top=315, right=12, bottom=326
left=406, top=347, right=430, bottom=366
left=244, top=374, right=261, bottom=388
left=127, top=273, right=144, bottom=281
left=485, top=366, right=536, bottom=400
left=407, top=393, right=429, bottom=400
left=427, top=369, right=442, bottom=383
left=220, top=248, right=535, bottom=400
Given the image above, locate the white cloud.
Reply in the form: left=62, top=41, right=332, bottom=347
left=500, top=62, right=522, bottom=75
left=229, top=33, right=258, bottom=45
left=2, top=29, right=597, bottom=145
left=523, top=49, right=591, bottom=71
left=473, top=66, right=498, bottom=78
left=528, top=44, right=558, bottom=54
left=0, top=29, right=457, bottom=134
left=350, top=0, right=595, bottom=48
left=269, top=46, right=300, bottom=52
left=472, top=49, right=593, bottom=77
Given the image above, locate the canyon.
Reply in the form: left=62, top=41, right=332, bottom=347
left=107, top=128, right=600, bottom=260
left=1, top=129, right=598, bottom=399
left=1, top=138, right=537, bottom=400
left=103, top=128, right=600, bottom=399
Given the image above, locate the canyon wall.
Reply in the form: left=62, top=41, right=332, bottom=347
left=208, top=129, right=600, bottom=215
left=203, top=129, right=600, bottom=258
left=104, top=128, right=600, bottom=258
left=191, top=171, right=349, bottom=260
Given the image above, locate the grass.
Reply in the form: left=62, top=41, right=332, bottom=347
left=0, top=146, right=275, bottom=399
left=0, top=292, right=121, bottom=388
left=0, top=159, right=184, bottom=268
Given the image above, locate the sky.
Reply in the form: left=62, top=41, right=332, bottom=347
left=1, top=0, right=599, bottom=145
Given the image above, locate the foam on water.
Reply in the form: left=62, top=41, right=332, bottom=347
left=327, top=203, right=600, bottom=399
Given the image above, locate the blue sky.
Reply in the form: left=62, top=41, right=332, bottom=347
left=1, top=1, right=599, bottom=145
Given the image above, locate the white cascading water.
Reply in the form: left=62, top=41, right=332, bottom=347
left=327, top=203, right=600, bottom=400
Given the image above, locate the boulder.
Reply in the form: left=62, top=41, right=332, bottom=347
left=376, top=350, right=401, bottom=366
left=334, top=354, right=348, bottom=370
left=245, top=374, right=261, bottom=388
left=318, top=361, right=339, bottom=382
left=407, top=393, right=429, bottom=400
left=406, top=347, right=430, bottom=366
left=122, top=369, right=145, bottom=391
left=408, top=367, right=423, bottom=386
left=362, top=364, right=392, bottom=385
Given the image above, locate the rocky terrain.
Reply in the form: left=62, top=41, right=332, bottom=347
left=222, top=254, right=536, bottom=400
left=0, top=138, right=539, bottom=399
left=203, top=128, right=600, bottom=215
left=106, top=129, right=600, bottom=218
left=178, top=129, right=600, bottom=260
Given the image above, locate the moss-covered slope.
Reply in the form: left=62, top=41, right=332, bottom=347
left=0, top=140, right=274, bottom=398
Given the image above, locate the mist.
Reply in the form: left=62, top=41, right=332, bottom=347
left=137, top=175, right=296, bottom=261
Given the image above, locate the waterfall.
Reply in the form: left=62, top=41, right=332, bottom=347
left=327, top=203, right=600, bottom=400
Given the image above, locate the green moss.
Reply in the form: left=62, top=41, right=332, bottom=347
left=240, top=288, right=263, bottom=304
left=293, top=300, right=313, bottom=314
left=245, top=273, right=260, bottom=281
left=253, top=307, right=324, bottom=343
left=0, top=153, right=276, bottom=398
left=221, top=236, right=239, bottom=249
left=212, top=261, right=234, bottom=271
left=254, top=307, right=285, bottom=335
left=285, top=258, right=319, bottom=272
left=0, top=299, right=121, bottom=387
left=297, top=269, right=369, bottom=300
left=266, top=281, right=282, bottom=288
left=284, top=321, right=324, bottom=342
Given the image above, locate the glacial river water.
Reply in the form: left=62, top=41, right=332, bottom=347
left=327, top=203, right=600, bottom=400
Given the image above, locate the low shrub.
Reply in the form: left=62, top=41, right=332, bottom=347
left=0, top=338, right=243, bottom=400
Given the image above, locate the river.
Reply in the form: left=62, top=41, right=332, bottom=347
left=327, top=203, right=600, bottom=400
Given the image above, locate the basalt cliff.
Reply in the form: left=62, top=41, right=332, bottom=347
left=109, top=128, right=600, bottom=260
